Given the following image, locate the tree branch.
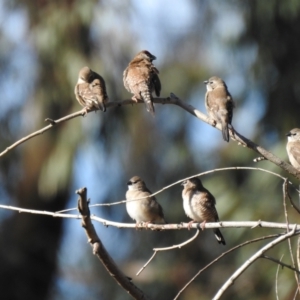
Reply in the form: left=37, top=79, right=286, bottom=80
left=76, top=187, right=149, bottom=300
left=1, top=204, right=300, bottom=231
left=136, top=230, right=200, bottom=276
left=261, top=255, right=300, bottom=274
left=1, top=94, right=299, bottom=181
left=212, top=225, right=298, bottom=300
left=174, top=233, right=280, bottom=300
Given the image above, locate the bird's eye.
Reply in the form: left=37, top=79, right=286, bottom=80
left=210, top=81, right=214, bottom=84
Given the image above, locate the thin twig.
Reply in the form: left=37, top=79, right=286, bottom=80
left=174, top=233, right=281, bottom=300
left=153, top=229, right=200, bottom=251
left=136, top=252, right=157, bottom=276
left=2, top=204, right=300, bottom=231
left=284, top=178, right=300, bottom=214
left=275, top=255, right=284, bottom=300
left=261, top=255, right=300, bottom=274
left=76, top=187, right=149, bottom=300
left=282, top=179, right=299, bottom=288
left=56, top=166, right=295, bottom=214
left=212, top=226, right=298, bottom=300
left=136, top=230, right=200, bottom=276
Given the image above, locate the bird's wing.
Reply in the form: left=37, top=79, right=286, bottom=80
left=289, top=143, right=300, bottom=166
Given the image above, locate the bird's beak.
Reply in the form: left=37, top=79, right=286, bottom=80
left=203, top=80, right=208, bottom=85
left=286, top=132, right=291, bottom=137
left=127, top=181, right=132, bottom=186
left=152, top=55, right=157, bottom=61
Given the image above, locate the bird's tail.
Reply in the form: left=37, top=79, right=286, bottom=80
left=141, top=90, right=155, bottom=117
left=214, top=228, right=226, bottom=245
left=221, top=121, right=229, bottom=142
left=98, top=100, right=106, bottom=112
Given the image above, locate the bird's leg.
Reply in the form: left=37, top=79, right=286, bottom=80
left=135, top=222, right=142, bottom=230
left=144, top=221, right=151, bottom=229
left=131, top=95, right=140, bottom=103
left=200, top=220, right=206, bottom=230
left=208, top=117, right=217, bottom=127
left=81, top=107, right=89, bottom=116
left=187, top=220, right=195, bottom=230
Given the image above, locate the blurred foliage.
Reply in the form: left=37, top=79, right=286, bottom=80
left=0, top=0, right=300, bottom=299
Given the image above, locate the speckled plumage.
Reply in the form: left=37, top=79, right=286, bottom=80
left=123, top=50, right=161, bottom=117
left=181, top=177, right=226, bottom=245
left=286, top=128, right=300, bottom=170
left=204, top=76, right=234, bottom=142
left=75, top=66, right=109, bottom=113
left=126, top=176, right=166, bottom=224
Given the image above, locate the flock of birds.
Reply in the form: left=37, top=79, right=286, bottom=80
left=74, top=50, right=300, bottom=246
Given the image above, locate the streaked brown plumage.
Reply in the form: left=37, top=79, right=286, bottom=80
left=204, top=76, right=234, bottom=142
left=181, top=177, right=226, bottom=245
left=75, top=66, right=109, bottom=113
left=286, top=128, right=300, bottom=170
left=123, top=50, right=161, bottom=117
left=126, top=176, right=166, bottom=225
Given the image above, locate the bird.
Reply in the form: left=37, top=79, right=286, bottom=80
left=286, top=128, right=300, bottom=170
left=204, top=76, right=234, bottom=142
left=123, top=50, right=161, bottom=117
left=181, top=177, right=226, bottom=245
left=125, top=176, right=166, bottom=226
left=75, top=66, right=109, bottom=114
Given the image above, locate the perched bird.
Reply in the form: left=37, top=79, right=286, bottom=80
left=126, top=176, right=166, bottom=225
left=123, top=50, right=161, bottom=117
left=204, top=76, right=234, bottom=142
left=286, top=128, right=300, bottom=170
left=181, top=177, right=226, bottom=245
left=75, top=66, right=109, bottom=114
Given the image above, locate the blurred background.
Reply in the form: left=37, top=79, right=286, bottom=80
left=1, top=0, right=300, bottom=299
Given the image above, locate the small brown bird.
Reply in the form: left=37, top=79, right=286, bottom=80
left=181, top=177, right=226, bottom=245
left=204, top=76, right=234, bottom=142
left=126, top=176, right=166, bottom=225
left=286, top=128, right=300, bottom=170
left=123, top=50, right=161, bottom=117
left=75, top=66, right=109, bottom=114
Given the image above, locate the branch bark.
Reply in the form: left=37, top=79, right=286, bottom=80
left=1, top=204, right=300, bottom=231
left=76, top=187, right=149, bottom=300
left=1, top=94, right=299, bottom=181
left=212, top=225, right=298, bottom=300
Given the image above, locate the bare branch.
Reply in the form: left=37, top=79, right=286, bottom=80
left=85, top=166, right=292, bottom=210
left=174, top=233, right=280, bottom=300
left=136, top=252, right=157, bottom=276
left=212, top=226, right=298, bottom=300
left=284, top=178, right=300, bottom=214
left=165, top=93, right=300, bottom=180
left=282, top=179, right=299, bottom=287
left=153, top=229, right=200, bottom=251
left=136, top=230, right=200, bottom=276
left=261, top=255, right=300, bottom=274
left=76, top=187, right=149, bottom=300
left=1, top=204, right=300, bottom=231
left=1, top=94, right=299, bottom=181
left=275, top=255, right=284, bottom=300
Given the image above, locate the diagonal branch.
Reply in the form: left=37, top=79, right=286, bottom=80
left=212, top=225, right=298, bottom=300
left=76, top=187, right=149, bottom=300
left=1, top=94, right=299, bottom=181
left=174, top=233, right=280, bottom=300
left=282, top=179, right=299, bottom=288
left=261, top=255, right=300, bottom=274
left=136, top=230, right=200, bottom=276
